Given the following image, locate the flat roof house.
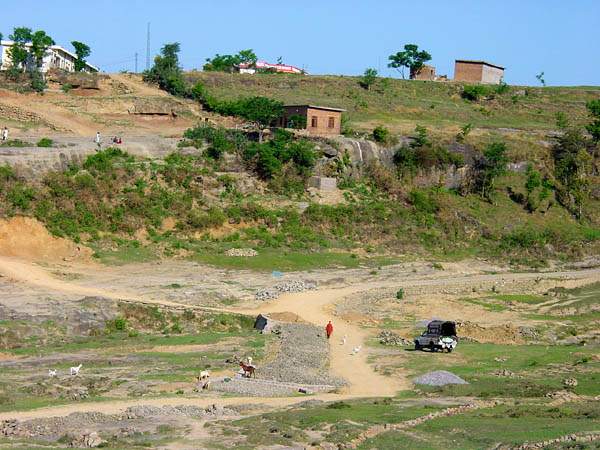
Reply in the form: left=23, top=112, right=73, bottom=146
left=276, top=105, right=345, bottom=136
left=0, top=40, right=99, bottom=73
left=453, top=60, right=504, bottom=84
left=237, top=61, right=304, bottom=75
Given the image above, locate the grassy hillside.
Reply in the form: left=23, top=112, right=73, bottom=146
left=185, top=72, right=598, bottom=134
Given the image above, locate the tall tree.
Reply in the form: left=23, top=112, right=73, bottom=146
left=474, top=142, right=508, bottom=201
left=585, top=99, right=600, bottom=143
left=388, top=44, right=431, bottom=79
left=143, top=42, right=187, bottom=97
left=240, top=96, right=284, bottom=142
left=7, top=27, right=32, bottom=72
left=204, top=49, right=258, bottom=72
left=30, top=31, right=55, bottom=71
left=71, top=41, right=91, bottom=72
left=361, top=68, right=378, bottom=90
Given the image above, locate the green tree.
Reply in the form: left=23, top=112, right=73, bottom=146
left=71, top=41, right=91, bottom=72
left=413, top=125, right=429, bottom=148
left=373, top=125, right=389, bottom=143
left=239, top=96, right=284, bottom=142
left=475, top=142, right=508, bottom=201
left=388, top=44, right=431, bottom=79
left=585, top=99, right=600, bottom=143
left=143, top=42, right=187, bottom=97
left=552, top=129, right=594, bottom=219
left=361, top=68, right=378, bottom=90
left=7, top=27, right=33, bottom=72
left=456, top=123, right=473, bottom=142
left=30, top=31, right=55, bottom=71
left=525, top=163, right=541, bottom=199
left=536, top=71, right=546, bottom=87
left=204, top=49, right=257, bottom=72
left=555, top=111, right=570, bottom=130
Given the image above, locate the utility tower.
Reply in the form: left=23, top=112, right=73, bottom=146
left=135, top=52, right=138, bottom=73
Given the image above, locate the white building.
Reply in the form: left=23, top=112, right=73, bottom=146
left=0, top=40, right=99, bottom=73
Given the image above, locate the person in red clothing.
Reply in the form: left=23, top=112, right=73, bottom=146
left=326, top=321, right=333, bottom=339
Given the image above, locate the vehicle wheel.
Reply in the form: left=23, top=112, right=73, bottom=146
left=447, top=348, right=453, bottom=353
left=429, top=343, right=437, bottom=353
left=415, top=343, right=421, bottom=351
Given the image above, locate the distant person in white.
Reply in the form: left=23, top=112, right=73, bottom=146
left=2, top=127, right=7, bottom=141
left=95, top=132, right=100, bottom=144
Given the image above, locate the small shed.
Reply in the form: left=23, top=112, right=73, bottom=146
left=276, top=105, right=345, bottom=136
left=414, top=65, right=436, bottom=81
left=453, top=60, right=505, bottom=84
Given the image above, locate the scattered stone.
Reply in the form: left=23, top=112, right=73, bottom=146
left=255, top=280, right=317, bottom=300
left=70, top=430, right=105, bottom=448
left=562, top=377, right=578, bottom=387
left=493, top=357, right=508, bottom=362
left=67, top=387, right=89, bottom=400
left=494, top=369, right=515, bottom=377
left=412, top=370, right=469, bottom=386
left=378, top=330, right=412, bottom=346
left=226, top=248, right=258, bottom=257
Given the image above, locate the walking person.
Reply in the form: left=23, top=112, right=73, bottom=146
left=95, top=132, right=100, bottom=144
left=326, top=321, right=333, bottom=339
left=2, top=127, right=7, bottom=142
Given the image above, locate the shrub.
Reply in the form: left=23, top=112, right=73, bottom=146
left=61, top=84, right=73, bottom=93
left=408, top=189, right=439, bottom=213
left=461, top=85, right=491, bottom=101
left=36, top=138, right=53, bottom=147
left=396, top=288, right=404, bottom=299
left=114, top=316, right=127, bottom=331
left=327, top=401, right=351, bottom=409
left=373, top=126, right=389, bottom=143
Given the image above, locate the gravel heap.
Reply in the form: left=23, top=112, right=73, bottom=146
left=211, top=377, right=300, bottom=397
left=255, top=280, right=317, bottom=300
left=226, top=248, right=258, bottom=257
left=378, top=330, right=413, bottom=346
left=412, top=370, right=469, bottom=386
left=258, top=322, right=346, bottom=387
left=0, top=405, right=237, bottom=439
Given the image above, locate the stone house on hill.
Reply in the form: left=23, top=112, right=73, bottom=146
left=453, top=60, right=504, bottom=84
left=413, top=65, right=436, bottom=81
left=276, top=105, right=345, bottom=136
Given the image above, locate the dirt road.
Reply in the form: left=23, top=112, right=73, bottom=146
left=2, top=256, right=600, bottom=421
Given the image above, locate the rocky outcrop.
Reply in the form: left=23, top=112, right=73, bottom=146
left=0, top=102, right=62, bottom=131
left=46, top=73, right=107, bottom=90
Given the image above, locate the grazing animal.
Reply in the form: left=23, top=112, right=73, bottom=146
left=70, top=364, right=82, bottom=376
left=202, top=381, right=211, bottom=390
left=239, top=361, right=255, bottom=378
left=199, top=370, right=210, bottom=380
left=342, top=335, right=347, bottom=345
left=48, top=369, right=57, bottom=378
left=352, top=345, right=361, bottom=355
left=246, top=356, right=253, bottom=366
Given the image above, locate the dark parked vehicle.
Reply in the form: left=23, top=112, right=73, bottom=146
left=414, top=320, right=457, bottom=352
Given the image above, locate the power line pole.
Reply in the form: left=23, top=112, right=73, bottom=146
left=146, top=23, right=150, bottom=71
left=135, top=52, right=138, bottom=73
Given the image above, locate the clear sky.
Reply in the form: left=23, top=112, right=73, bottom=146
left=1, top=0, right=598, bottom=86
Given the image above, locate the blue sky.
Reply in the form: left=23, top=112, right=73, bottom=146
left=1, top=0, right=598, bottom=86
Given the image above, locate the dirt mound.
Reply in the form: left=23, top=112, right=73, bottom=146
left=268, top=312, right=305, bottom=323
left=339, top=312, right=379, bottom=326
left=457, top=321, right=524, bottom=345
left=0, top=216, right=91, bottom=261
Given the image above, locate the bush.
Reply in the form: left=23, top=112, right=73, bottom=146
left=61, top=84, right=73, bottom=93
left=373, top=126, right=389, bottom=143
left=36, top=138, right=53, bottom=147
left=396, top=288, right=404, bottom=299
left=114, top=316, right=127, bottom=331
left=461, top=85, right=491, bottom=101
left=408, top=189, right=439, bottom=213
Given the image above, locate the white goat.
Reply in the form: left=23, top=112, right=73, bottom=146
left=198, top=370, right=210, bottom=380
left=70, top=364, right=82, bottom=376
left=48, top=369, right=57, bottom=378
left=341, top=335, right=347, bottom=345
left=352, top=345, right=361, bottom=355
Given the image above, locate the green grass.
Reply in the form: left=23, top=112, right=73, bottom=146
left=487, top=294, right=548, bottom=304
left=455, top=297, right=507, bottom=311
left=193, top=248, right=398, bottom=271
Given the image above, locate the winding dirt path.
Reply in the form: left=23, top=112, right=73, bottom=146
left=2, top=256, right=600, bottom=421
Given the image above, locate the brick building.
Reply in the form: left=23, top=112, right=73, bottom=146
left=276, top=105, right=345, bottom=136
left=413, top=65, right=436, bottom=81
left=453, top=60, right=505, bottom=84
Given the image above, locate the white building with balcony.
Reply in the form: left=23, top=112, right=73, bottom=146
left=0, top=40, right=99, bottom=73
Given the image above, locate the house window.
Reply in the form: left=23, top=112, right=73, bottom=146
left=328, top=117, right=335, bottom=128
left=311, top=116, right=318, bottom=127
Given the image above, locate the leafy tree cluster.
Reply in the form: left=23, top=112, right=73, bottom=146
left=182, top=123, right=249, bottom=160
left=143, top=42, right=205, bottom=100
left=3, top=27, right=55, bottom=74
left=552, top=129, right=595, bottom=220
left=71, top=41, right=93, bottom=72
left=461, top=82, right=510, bottom=102
left=585, top=99, right=600, bottom=143
left=393, top=125, right=462, bottom=175
left=472, top=142, right=508, bottom=201
left=242, top=129, right=317, bottom=183
left=361, top=68, right=378, bottom=90
left=203, top=49, right=257, bottom=73
left=388, top=44, right=431, bottom=79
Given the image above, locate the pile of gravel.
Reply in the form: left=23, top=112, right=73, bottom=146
left=125, top=404, right=236, bottom=419
left=255, top=280, right=317, bottom=300
left=259, top=322, right=346, bottom=387
left=210, top=377, right=299, bottom=397
left=226, top=248, right=258, bottom=257
left=378, top=330, right=413, bottom=346
left=412, top=370, right=469, bottom=386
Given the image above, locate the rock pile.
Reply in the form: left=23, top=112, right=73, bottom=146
left=412, top=370, right=469, bottom=386
left=514, top=432, right=600, bottom=449
left=378, top=331, right=413, bottom=346
left=226, top=248, right=258, bottom=257
left=562, top=377, right=578, bottom=387
left=254, top=280, right=317, bottom=300
left=69, top=431, right=105, bottom=448
left=494, top=369, right=516, bottom=377
left=67, top=387, right=89, bottom=400
left=1, top=419, right=28, bottom=437
left=124, top=404, right=235, bottom=419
